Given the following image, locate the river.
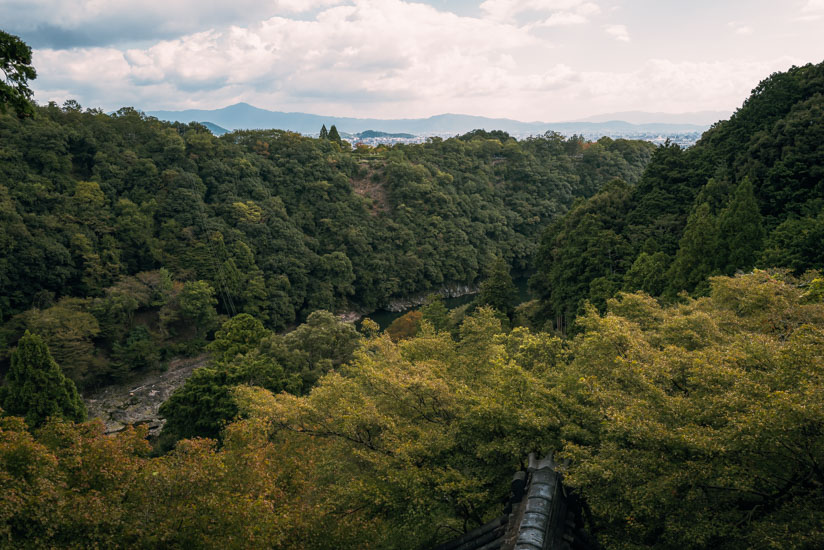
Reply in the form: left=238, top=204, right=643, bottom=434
left=363, top=277, right=532, bottom=330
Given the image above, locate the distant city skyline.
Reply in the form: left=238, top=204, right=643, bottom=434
left=2, top=0, right=823, bottom=120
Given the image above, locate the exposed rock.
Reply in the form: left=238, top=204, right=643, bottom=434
left=337, top=311, right=364, bottom=323
left=337, top=284, right=479, bottom=323
left=384, top=284, right=478, bottom=312
left=84, top=354, right=210, bottom=437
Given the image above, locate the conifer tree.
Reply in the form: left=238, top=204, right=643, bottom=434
left=665, top=201, right=721, bottom=296
left=328, top=124, right=341, bottom=143
left=0, top=331, right=86, bottom=428
left=718, top=177, right=764, bottom=274
left=319, top=124, right=328, bottom=140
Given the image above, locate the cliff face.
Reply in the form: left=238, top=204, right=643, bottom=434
left=84, top=354, right=210, bottom=436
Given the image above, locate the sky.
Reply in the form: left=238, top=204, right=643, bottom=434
left=3, top=0, right=824, bottom=121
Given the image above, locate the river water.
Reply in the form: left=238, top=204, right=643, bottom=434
left=364, top=278, right=531, bottom=330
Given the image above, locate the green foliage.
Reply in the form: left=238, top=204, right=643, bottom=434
left=0, top=31, right=36, bottom=118
left=477, top=257, right=518, bottom=317
left=665, top=201, right=720, bottom=296
left=554, top=272, right=824, bottom=549
left=760, top=210, right=824, bottom=273
left=158, top=366, right=239, bottom=445
left=717, top=177, right=764, bottom=273
left=241, top=307, right=561, bottom=548
left=327, top=124, right=341, bottom=143
left=159, top=311, right=358, bottom=448
left=0, top=99, right=651, bottom=379
left=622, top=251, right=670, bottom=296
left=0, top=331, right=85, bottom=427
left=179, top=280, right=219, bottom=338
left=19, top=298, right=102, bottom=387
left=319, top=124, right=328, bottom=140
left=207, top=313, right=270, bottom=366
left=531, top=179, right=635, bottom=332
left=534, top=61, right=824, bottom=328
left=420, top=294, right=450, bottom=332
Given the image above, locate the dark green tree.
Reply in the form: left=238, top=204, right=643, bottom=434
left=328, top=124, right=341, bottom=143
left=666, top=201, right=720, bottom=296
left=0, top=31, right=37, bottom=117
left=319, top=124, right=328, bottom=139
left=207, top=313, right=270, bottom=366
left=179, top=280, right=219, bottom=339
left=0, top=331, right=86, bottom=427
left=622, top=251, right=671, bottom=296
left=718, top=177, right=764, bottom=274
left=478, top=258, right=518, bottom=318
left=157, top=366, right=238, bottom=447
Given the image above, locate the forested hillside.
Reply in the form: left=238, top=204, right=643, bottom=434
left=531, top=61, right=824, bottom=331
left=0, top=104, right=653, bottom=387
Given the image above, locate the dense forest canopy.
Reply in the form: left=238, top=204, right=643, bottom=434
left=0, top=101, right=653, bottom=388
left=1, top=30, right=823, bottom=550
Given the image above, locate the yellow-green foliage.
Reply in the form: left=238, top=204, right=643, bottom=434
left=2, top=274, right=822, bottom=549
left=554, top=271, right=824, bottom=549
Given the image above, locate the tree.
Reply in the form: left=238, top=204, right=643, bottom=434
left=385, top=310, right=422, bottom=341
left=717, top=177, right=764, bottom=274
left=554, top=272, right=824, bottom=549
left=240, top=307, right=560, bottom=549
left=207, top=313, right=270, bottom=366
left=420, top=294, right=450, bottom=332
left=622, top=251, right=670, bottom=296
left=179, top=280, right=219, bottom=339
left=0, top=331, right=86, bottom=427
left=158, top=366, right=239, bottom=446
left=22, top=298, right=102, bottom=388
left=0, top=31, right=37, bottom=117
left=328, top=124, right=341, bottom=143
left=665, top=201, right=721, bottom=296
left=478, top=257, right=518, bottom=318
left=319, top=124, right=328, bottom=140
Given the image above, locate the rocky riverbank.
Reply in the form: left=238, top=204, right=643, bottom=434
left=84, top=354, right=210, bottom=436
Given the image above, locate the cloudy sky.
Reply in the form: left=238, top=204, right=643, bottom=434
left=3, top=0, right=824, bottom=121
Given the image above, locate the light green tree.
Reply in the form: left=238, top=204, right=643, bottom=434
left=478, top=258, right=518, bottom=317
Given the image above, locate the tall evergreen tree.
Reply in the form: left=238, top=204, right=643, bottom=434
left=328, top=124, right=341, bottom=143
left=0, top=331, right=86, bottom=427
left=319, top=124, right=328, bottom=140
left=665, top=201, right=721, bottom=296
left=718, top=177, right=764, bottom=274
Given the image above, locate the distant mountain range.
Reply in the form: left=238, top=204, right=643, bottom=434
left=148, top=102, right=723, bottom=137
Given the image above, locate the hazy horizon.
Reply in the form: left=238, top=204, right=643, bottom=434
left=148, top=101, right=731, bottom=126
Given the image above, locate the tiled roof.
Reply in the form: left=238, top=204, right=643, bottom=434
left=430, top=453, right=595, bottom=550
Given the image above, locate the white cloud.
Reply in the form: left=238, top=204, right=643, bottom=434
left=31, top=0, right=550, bottom=114
left=1, top=0, right=347, bottom=47
left=727, top=21, right=753, bottom=35
left=799, top=0, right=824, bottom=19
left=25, top=1, right=817, bottom=122
left=604, top=24, right=629, bottom=42
left=480, top=0, right=600, bottom=23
